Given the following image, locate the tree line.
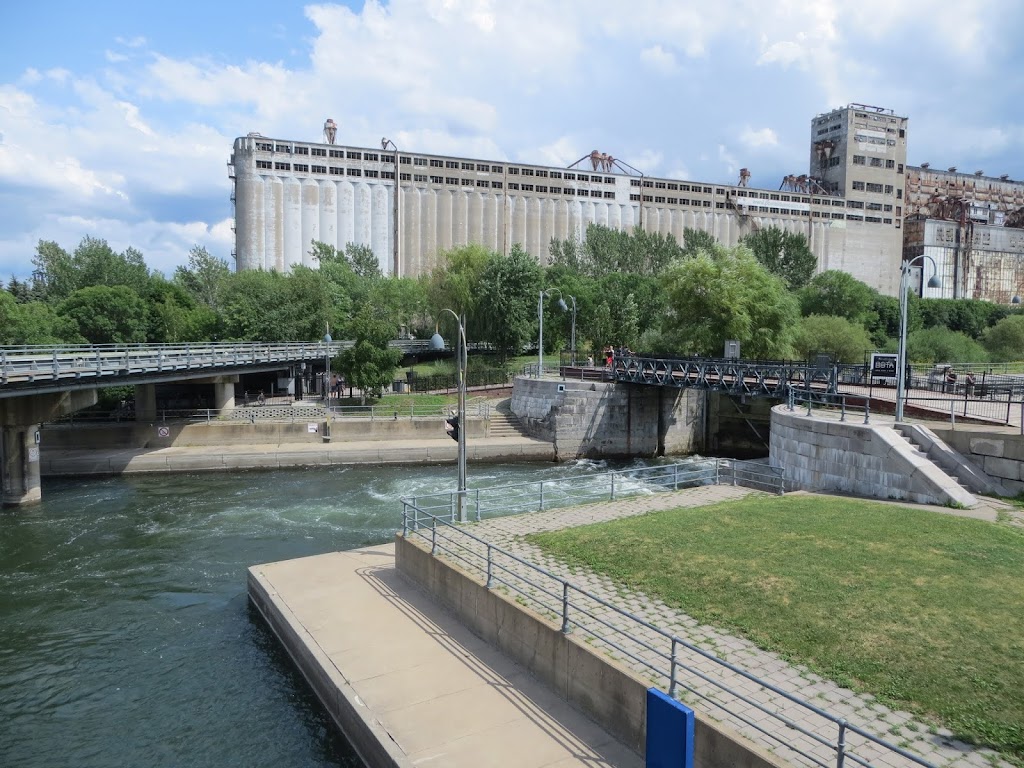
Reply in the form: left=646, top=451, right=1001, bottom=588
left=4, top=226, right=1024, bottom=373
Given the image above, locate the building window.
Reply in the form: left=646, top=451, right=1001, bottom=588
left=293, top=163, right=309, bottom=172
left=579, top=189, right=590, bottom=197
left=365, top=169, right=378, bottom=178
left=275, top=144, right=291, bottom=152
left=536, top=184, right=547, bottom=193
left=679, top=199, right=689, bottom=206
left=330, top=167, right=344, bottom=175
left=311, top=148, right=326, bottom=157
left=550, top=171, right=562, bottom=179
left=401, top=156, right=412, bottom=165
left=461, top=162, right=474, bottom=170
left=274, top=162, right=291, bottom=170
left=716, top=201, right=725, bottom=209
left=605, top=177, right=614, bottom=183
left=886, top=159, right=895, bottom=169
left=522, top=184, right=534, bottom=191
left=852, top=181, right=865, bottom=190
left=256, top=160, right=272, bottom=169
left=565, top=188, right=575, bottom=195
left=680, top=184, right=691, bottom=192
left=508, top=182, right=519, bottom=190
left=492, top=181, right=502, bottom=189
left=655, top=181, right=667, bottom=189
left=866, top=182, right=884, bottom=193
left=413, top=157, right=426, bottom=166
left=430, top=159, right=443, bottom=167
left=897, top=163, right=904, bottom=174
left=897, top=189, right=903, bottom=199
left=629, top=193, right=640, bottom=202
left=256, top=142, right=273, bottom=151
left=476, top=179, right=490, bottom=188
left=430, top=175, right=443, bottom=184
left=865, top=216, right=882, bottom=223
left=365, top=153, right=379, bottom=161
left=604, top=191, right=615, bottom=199
left=491, top=165, right=503, bottom=173
left=884, top=218, right=893, bottom=224
left=550, top=186, right=561, bottom=194
left=445, top=177, right=458, bottom=185
left=508, top=167, right=519, bottom=175
left=832, top=199, right=846, bottom=207
left=703, top=200, right=712, bottom=207
left=576, top=174, right=588, bottom=182
left=461, top=178, right=473, bottom=186
left=770, top=193, right=780, bottom=200
left=885, top=184, right=894, bottom=194
left=294, top=146, right=309, bottom=155
left=380, top=154, right=394, bottom=163
left=869, top=157, right=883, bottom=167
left=522, top=168, right=534, bottom=176
left=848, top=200, right=864, bottom=209
left=399, top=172, right=411, bottom=181
left=780, top=195, right=790, bottom=202
left=346, top=151, right=362, bottom=159
left=866, top=202, right=882, bottom=211
left=643, top=195, right=653, bottom=202
left=329, top=149, right=343, bottom=158
left=883, top=204, right=893, bottom=212
left=630, top=179, right=641, bottom=187
left=643, top=180, right=653, bottom=188
left=769, top=207, right=780, bottom=214
left=847, top=214, right=864, bottom=221
left=536, top=169, right=548, bottom=178
left=565, top=172, right=576, bottom=180
left=381, top=171, right=394, bottom=179
left=832, top=212, right=845, bottom=219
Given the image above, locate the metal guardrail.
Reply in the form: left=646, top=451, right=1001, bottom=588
left=400, top=463, right=935, bottom=768
left=402, top=458, right=784, bottom=526
left=0, top=340, right=434, bottom=394
left=614, top=355, right=838, bottom=397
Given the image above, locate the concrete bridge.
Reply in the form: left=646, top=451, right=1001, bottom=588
left=0, top=340, right=432, bottom=506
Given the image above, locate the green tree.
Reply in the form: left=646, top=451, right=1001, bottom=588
left=174, top=246, right=231, bottom=312
left=741, top=227, right=817, bottom=290
left=476, top=245, right=543, bottom=359
left=919, top=298, right=1009, bottom=340
left=907, top=327, right=988, bottom=364
left=426, top=244, right=491, bottom=328
left=792, top=315, right=873, bottom=363
left=58, top=286, right=148, bottom=344
left=344, top=243, right=382, bottom=280
left=146, top=275, right=218, bottom=343
left=30, top=240, right=75, bottom=303
left=336, top=305, right=403, bottom=404
left=660, top=244, right=798, bottom=359
left=680, top=228, right=717, bottom=258
left=798, top=271, right=876, bottom=324
left=983, top=315, right=1024, bottom=362
left=70, top=237, right=150, bottom=294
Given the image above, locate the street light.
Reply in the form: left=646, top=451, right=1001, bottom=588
left=381, top=138, right=400, bottom=277
left=430, top=310, right=468, bottom=522
left=566, top=294, right=577, bottom=365
left=895, top=256, right=941, bottom=422
left=538, top=288, right=568, bottom=378
left=322, top=328, right=332, bottom=405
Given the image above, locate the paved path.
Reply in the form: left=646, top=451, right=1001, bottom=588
left=415, top=485, right=1015, bottom=768
left=250, top=545, right=642, bottom=768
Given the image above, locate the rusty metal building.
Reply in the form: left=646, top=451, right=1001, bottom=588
left=903, top=166, right=1024, bottom=301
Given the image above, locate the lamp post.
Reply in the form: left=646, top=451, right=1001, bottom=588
left=538, top=288, right=568, bottom=378
left=895, top=256, right=941, bottom=422
left=381, top=138, right=400, bottom=277
left=430, top=310, right=468, bottom=522
left=322, top=328, right=332, bottom=405
left=567, top=295, right=577, bottom=365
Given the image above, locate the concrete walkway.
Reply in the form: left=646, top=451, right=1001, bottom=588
left=40, top=435, right=554, bottom=475
left=250, top=544, right=642, bottom=768
left=434, top=485, right=1016, bottom=768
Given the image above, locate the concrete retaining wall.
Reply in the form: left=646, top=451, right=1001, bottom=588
left=931, top=428, right=1024, bottom=495
left=395, top=534, right=784, bottom=768
left=770, top=406, right=975, bottom=507
left=41, top=416, right=488, bottom=451
left=510, top=377, right=702, bottom=460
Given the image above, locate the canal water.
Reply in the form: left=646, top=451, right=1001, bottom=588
left=0, top=460, right=645, bottom=767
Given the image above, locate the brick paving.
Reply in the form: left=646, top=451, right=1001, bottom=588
left=410, top=485, right=1015, bottom=768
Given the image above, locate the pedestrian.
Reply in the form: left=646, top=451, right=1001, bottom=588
left=966, top=372, right=976, bottom=396
left=586, top=354, right=594, bottom=367
left=604, top=346, right=613, bottom=368
left=944, top=367, right=957, bottom=394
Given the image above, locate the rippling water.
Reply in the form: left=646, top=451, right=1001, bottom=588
left=0, top=459, right=657, bottom=767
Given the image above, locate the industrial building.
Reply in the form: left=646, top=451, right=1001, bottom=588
left=227, top=104, right=1019, bottom=300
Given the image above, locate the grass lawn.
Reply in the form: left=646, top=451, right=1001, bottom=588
left=527, top=495, right=1024, bottom=760
left=334, top=393, right=456, bottom=408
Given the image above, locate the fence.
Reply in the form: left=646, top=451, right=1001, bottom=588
left=400, top=470, right=936, bottom=768
left=405, top=368, right=513, bottom=393
left=402, top=459, right=784, bottom=525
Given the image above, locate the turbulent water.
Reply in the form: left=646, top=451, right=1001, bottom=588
left=0, top=459, right=654, bottom=768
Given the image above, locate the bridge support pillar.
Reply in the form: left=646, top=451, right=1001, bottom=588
left=2, top=426, right=41, bottom=506
left=134, top=384, right=157, bottom=422
left=212, top=379, right=236, bottom=413
left=0, top=390, right=96, bottom=507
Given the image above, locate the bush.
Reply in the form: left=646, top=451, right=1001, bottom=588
left=792, top=315, right=873, bottom=363
left=907, top=327, right=988, bottom=364
left=983, top=315, right=1024, bottom=362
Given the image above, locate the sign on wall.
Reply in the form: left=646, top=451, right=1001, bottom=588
left=870, top=353, right=897, bottom=385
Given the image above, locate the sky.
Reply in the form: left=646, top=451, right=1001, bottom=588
left=1, top=0, right=1023, bottom=281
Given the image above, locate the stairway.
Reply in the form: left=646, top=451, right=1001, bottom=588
left=895, top=423, right=1010, bottom=498
left=488, top=399, right=530, bottom=438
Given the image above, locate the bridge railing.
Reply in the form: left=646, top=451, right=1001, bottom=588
left=400, top=488, right=934, bottom=768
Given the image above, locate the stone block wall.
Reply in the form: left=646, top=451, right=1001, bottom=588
left=511, top=377, right=702, bottom=460
left=930, top=429, right=1024, bottom=495
left=770, top=406, right=975, bottom=507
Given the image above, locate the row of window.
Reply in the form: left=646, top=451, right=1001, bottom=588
left=853, top=155, right=899, bottom=169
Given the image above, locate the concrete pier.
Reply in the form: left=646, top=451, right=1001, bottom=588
left=248, top=544, right=642, bottom=768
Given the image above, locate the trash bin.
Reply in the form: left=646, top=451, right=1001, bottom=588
left=394, top=380, right=406, bottom=394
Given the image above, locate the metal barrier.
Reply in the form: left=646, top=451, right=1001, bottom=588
left=402, top=459, right=784, bottom=524
left=400, top=491, right=936, bottom=768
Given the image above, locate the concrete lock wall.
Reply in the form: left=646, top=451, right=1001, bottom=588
left=40, top=417, right=488, bottom=451
left=510, top=377, right=702, bottom=460
left=395, top=534, right=785, bottom=768
left=931, top=428, right=1024, bottom=496
left=770, top=406, right=974, bottom=506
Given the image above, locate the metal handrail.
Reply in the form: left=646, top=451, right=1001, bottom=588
left=403, top=459, right=784, bottom=524
left=400, top=503, right=935, bottom=768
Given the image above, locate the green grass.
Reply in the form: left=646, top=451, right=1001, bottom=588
left=527, top=495, right=1024, bottom=760
left=334, top=393, right=455, bottom=408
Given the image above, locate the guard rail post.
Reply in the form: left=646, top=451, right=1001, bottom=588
left=836, top=721, right=847, bottom=768
left=485, top=544, right=493, bottom=588
left=560, top=582, right=570, bottom=634
left=669, top=638, right=679, bottom=697
left=431, top=518, right=437, bottom=555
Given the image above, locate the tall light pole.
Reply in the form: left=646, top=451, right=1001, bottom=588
left=895, top=255, right=941, bottom=422
left=382, top=138, right=400, bottom=277
left=322, top=326, right=332, bottom=405
left=567, top=295, right=577, bottom=365
left=538, top=288, right=568, bottom=378
left=430, top=310, right=468, bottom=522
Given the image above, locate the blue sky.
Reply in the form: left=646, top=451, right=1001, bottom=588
left=2, top=0, right=1023, bottom=280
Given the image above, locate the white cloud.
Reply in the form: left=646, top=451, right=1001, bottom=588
left=104, top=50, right=129, bottom=63
left=740, top=127, right=779, bottom=149
left=640, top=45, right=678, bottom=74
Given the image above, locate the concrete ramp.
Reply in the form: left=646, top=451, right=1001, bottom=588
left=895, top=424, right=1011, bottom=498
